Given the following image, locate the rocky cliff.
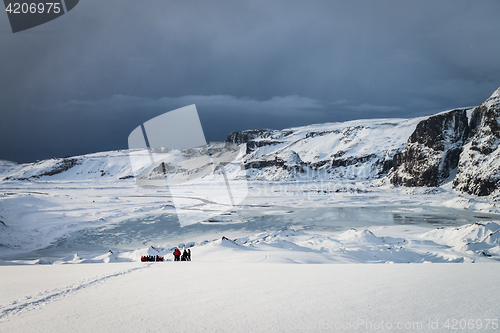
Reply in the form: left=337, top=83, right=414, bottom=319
left=390, top=109, right=470, bottom=187
left=453, top=88, right=500, bottom=196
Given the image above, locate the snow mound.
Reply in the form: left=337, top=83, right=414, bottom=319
left=421, top=221, right=500, bottom=254
left=80, top=251, right=121, bottom=264
left=338, top=228, right=383, bottom=244
left=209, top=236, right=241, bottom=249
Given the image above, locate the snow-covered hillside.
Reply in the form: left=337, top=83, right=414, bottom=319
left=2, top=150, right=134, bottom=181
left=228, top=117, right=423, bottom=181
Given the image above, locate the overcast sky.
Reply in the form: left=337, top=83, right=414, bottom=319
left=1, top=0, right=500, bottom=163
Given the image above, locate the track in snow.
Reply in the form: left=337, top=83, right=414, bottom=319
left=0, top=264, right=151, bottom=322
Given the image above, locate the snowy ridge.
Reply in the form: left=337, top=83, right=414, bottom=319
left=2, top=87, right=500, bottom=264
left=2, top=150, right=133, bottom=181
left=485, top=86, right=500, bottom=108
left=233, top=117, right=424, bottom=181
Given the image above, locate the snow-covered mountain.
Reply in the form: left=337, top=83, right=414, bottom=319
left=453, top=87, right=500, bottom=196
left=2, top=86, right=500, bottom=197
left=1, top=150, right=133, bottom=181
left=227, top=117, right=422, bottom=181
left=1, top=118, right=423, bottom=184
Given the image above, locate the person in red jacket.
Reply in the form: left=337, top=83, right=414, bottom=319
left=173, top=248, right=181, bottom=261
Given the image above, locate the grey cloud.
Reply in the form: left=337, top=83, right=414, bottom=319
left=56, top=94, right=324, bottom=114
left=346, top=104, right=403, bottom=113
left=1, top=0, right=500, bottom=162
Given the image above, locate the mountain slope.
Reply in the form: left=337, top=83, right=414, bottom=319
left=2, top=150, right=133, bottom=181
left=453, top=87, right=500, bottom=196
left=228, top=117, right=423, bottom=181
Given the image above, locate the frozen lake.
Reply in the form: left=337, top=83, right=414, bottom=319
left=7, top=205, right=500, bottom=260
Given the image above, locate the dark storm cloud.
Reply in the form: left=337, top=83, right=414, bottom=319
left=1, top=0, right=500, bottom=162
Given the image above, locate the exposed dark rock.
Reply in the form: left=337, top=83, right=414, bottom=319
left=39, top=158, right=79, bottom=177
left=4, top=158, right=79, bottom=180
left=391, top=109, right=470, bottom=187
left=305, top=130, right=340, bottom=139
left=381, top=159, right=394, bottom=174
left=333, top=150, right=346, bottom=158
left=246, top=140, right=284, bottom=154
left=227, top=129, right=273, bottom=145
left=227, top=129, right=289, bottom=154
left=330, top=154, right=378, bottom=168
left=245, top=151, right=306, bottom=174
left=392, top=152, right=404, bottom=169
left=453, top=87, right=500, bottom=196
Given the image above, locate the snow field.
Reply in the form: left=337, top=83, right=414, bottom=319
left=1, top=262, right=499, bottom=332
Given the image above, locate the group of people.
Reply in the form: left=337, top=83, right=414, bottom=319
left=141, top=255, right=164, bottom=262
left=139, top=248, right=192, bottom=262
left=173, top=248, right=191, bottom=261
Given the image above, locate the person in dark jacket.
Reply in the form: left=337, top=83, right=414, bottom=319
left=182, top=249, right=188, bottom=261
left=187, top=249, right=191, bottom=261
left=173, top=248, right=181, bottom=261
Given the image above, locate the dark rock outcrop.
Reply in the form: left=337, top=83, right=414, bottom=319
left=227, top=129, right=288, bottom=154
left=4, top=158, right=79, bottom=181
left=453, top=88, right=500, bottom=196
left=246, top=140, right=284, bottom=154
left=329, top=154, right=378, bottom=168
left=37, top=158, right=79, bottom=177
left=227, top=129, right=273, bottom=145
left=244, top=151, right=306, bottom=174
left=390, top=109, right=470, bottom=187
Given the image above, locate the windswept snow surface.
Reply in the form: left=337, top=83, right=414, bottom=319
left=1, top=262, right=499, bottom=333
